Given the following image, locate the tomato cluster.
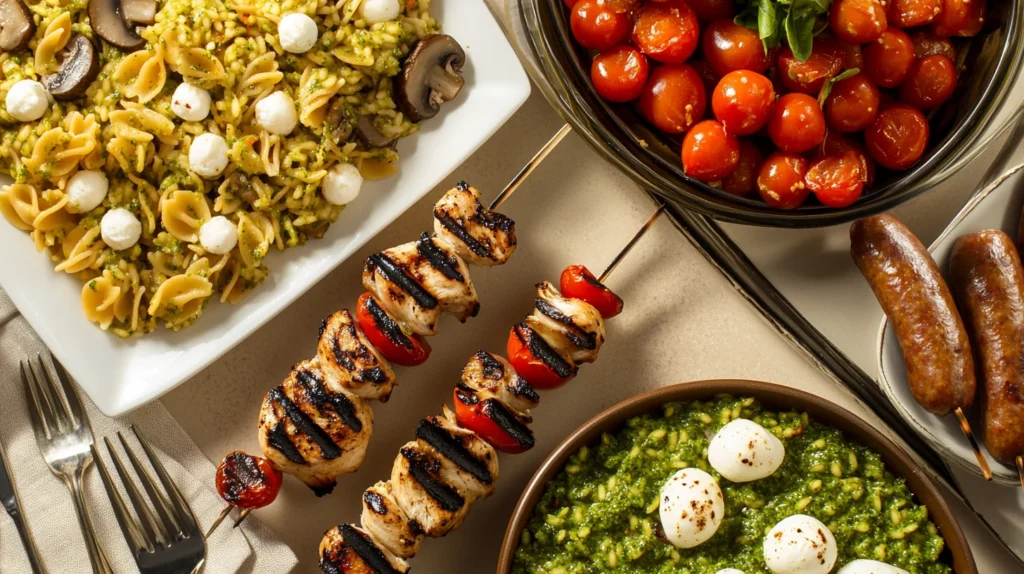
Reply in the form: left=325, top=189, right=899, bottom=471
left=569, top=0, right=983, bottom=210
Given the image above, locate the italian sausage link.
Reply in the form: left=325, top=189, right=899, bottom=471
left=850, top=214, right=976, bottom=415
left=949, top=230, right=1024, bottom=465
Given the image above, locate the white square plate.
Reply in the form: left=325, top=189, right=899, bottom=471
left=0, top=1, right=530, bottom=416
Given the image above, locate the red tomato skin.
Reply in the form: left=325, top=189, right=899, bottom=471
left=702, top=19, right=768, bottom=76
left=776, top=39, right=844, bottom=95
left=722, top=140, right=764, bottom=197
left=841, top=41, right=865, bottom=69
left=559, top=264, right=624, bottom=318
left=932, top=0, right=985, bottom=37
left=805, top=152, right=866, bottom=208
left=898, top=54, right=957, bottom=110
left=570, top=0, right=632, bottom=50
left=563, top=0, right=582, bottom=6
left=631, top=1, right=700, bottom=64
left=215, top=452, right=284, bottom=510
left=911, top=30, right=957, bottom=59
left=682, top=120, right=740, bottom=182
left=689, top=59, right=721, bottom=106
left=757, top=152, right=811, bottom=210
left=888, top=0, right=942, bottom=28
left=712, top=70, right=775, bottom=136
left=825, top=73, right=881, bottom=133
left=453, top=389, right=532, bottom=454
left=637, top=64, right=707, bottom=134
left=830, top=0, right=887, bottom=44
left=507, top=327, right=574, bottom=390
left=767, top=93, right=826, bottom=154
left=688, top=0, right=735, bottom=22
left=355, top=292, right=432, bottom=366
left=865, top=104, right=930, bottom=170
left=591, top=45, right=650, bottom=102
left=863, top=28, right=916, bottom=88
left=820, top=131, right=876, bottom=186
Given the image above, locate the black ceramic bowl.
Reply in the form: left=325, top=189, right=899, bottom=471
left=517, top=0, right=1024, bottom=227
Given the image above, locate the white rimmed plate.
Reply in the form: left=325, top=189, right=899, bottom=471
left=0, top=1, right=530, bottom=416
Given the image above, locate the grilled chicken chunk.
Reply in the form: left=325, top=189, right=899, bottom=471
left=432, top=182, right=516, bottom=267
left=363, top=251, right=442, bottom=337
left=319, top=524, right=409, bottom=574
left=389, top=439, right=471, bottom=537
left=258, top=359, right=373, bottom=495
left=526, top=282, right=606, bottom=364
left=318, top=309, right=397, bottom=402
left=461, top=351, right=539, bottom=416
left=360, top=481, right=424, bottom=559
left=417, top=410, right=499, bottom=502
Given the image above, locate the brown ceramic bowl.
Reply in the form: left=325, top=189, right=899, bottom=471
left=497, top=380, right=976, bottom=573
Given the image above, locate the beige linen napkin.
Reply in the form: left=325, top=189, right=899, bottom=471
left=0, top=290, right=299, bottom=573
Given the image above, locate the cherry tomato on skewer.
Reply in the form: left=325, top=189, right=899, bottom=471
left=825, top=73, right=881, bottom=133
left=638, top=64, right=706, bottom=134
left=767, top=93, right=826, bottom=154
left=570, top=0, right=632, bottom=51
left=682, top=120, right=740, bottom=182
left=865, top=104, right=930, bottom=170
left=712, top=70, right=775, bottom=136
left=702, top=19, right=768, bottom=76
left=559, top=264, right=624, bottom=319
left=722, top=140, right=763, bottom=197
left=631, top=1, right=700, bottom=64
left=215, top=452, right=283, bottom=510
left=776, top=38, right=844, bottom=95
left=864, top=28, right=916, bottom=88
left=888, top=0, right=942, bottom=28
left=453, top=387, right=535, bottom=454
left=355, top=292, right=432, bottom=366
left=507, top=323, right=576, bottom=390
left=898, top=55, right=957, bottom=110
left=830, top=0, right=887, bottom=44
left=591, top=45, right=650, bottom=103
left=758, top=152, right=810, bottom=210
left=805, top=152, right=866, bottom=208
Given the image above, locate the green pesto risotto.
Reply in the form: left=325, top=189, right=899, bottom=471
left=511, top=396, right=951, bottom=574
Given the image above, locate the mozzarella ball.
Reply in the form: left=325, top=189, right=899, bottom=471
left=255, top=91, right=298, bottom=135
left=100, top=208, right=142, bottom=251
left=708, top=418, right=786, bottom=483
left=763, top=515, right=838, bottom=574
left=322, top=162, right=363, bottom=205
left=278, top=13, right=318, bottom=53
left=189, top=133, right=229, bottom=179
left=659, top=468, right=725, bottom=549
left=361, top=0, right=400, bottom=24
left=171, top=83, right=212, bottom=122
left=6, top=80, right=51, bottom=122
left=837, top=560, right=909, bottom=574
left=199, top=216, right=238, bottom=255
left=65, top=170, right=109, bottom=213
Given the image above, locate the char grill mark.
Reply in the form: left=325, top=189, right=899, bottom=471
left=476, top=350, right=505, bottom=379
left=339, top=524, right=404, bottom=574
left=483, top=399, right=535, bottom=450
left=220, top=452, right=268, bottom=504
left=267, top=421, right=306, bottom=464
left=364, top=490, right=388, bottom=515
left=434, top=211, right=492, bottom=260
left=365, top=293, right=416, bottom=351
left=509, top=374, right=540, bottom=403
left=535, top=298, right=596, bottom=349
left=416, top=419, right=493, bottom=485
left=366, top=253, right=438, bottom=310
left=454, top=383, right=479, bottom=405
left=331, top=320, right=390, bottom=385
left=400, top=446, right=465, bottom=512
left=514, top=322, right=575, bottom=378
left=296, top=368, right=364, bottom=433
left=417, top=232, right=464, bottom=282
left=267, top=387, right=343, bottom=460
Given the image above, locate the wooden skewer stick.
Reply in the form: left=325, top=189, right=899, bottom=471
left=489, top=124, right=572, bottom=211
left=954, top=407, right=992, bottom=481
left=599, top=204, right=667, bottom=283
left=1016, top=455, right=1023, bottom=489
left=205, top=506, right=252, bottom=539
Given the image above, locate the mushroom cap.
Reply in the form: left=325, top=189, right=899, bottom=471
left=42, top=35, right=101, bottom=101
left=395, top=34, right=466, bottom=123
left=0, top=0, right=35, bottom=52
left=355, top=115, right=397, bottom=149
left=89, top=0, right=146, bottom=50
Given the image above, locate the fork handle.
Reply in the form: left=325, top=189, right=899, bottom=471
left=67, top=470, right=114, bottom=574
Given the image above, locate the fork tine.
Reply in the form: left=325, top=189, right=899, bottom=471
left=92, top=444, right=153, bottom=554
left=30, top=356, right=67, bottom=434
left=105, top=436, right=169, bottom=548
left=130, top=425, right=201, bottom=535
left=117, top=432, right=185, bottom=540
left=51, top=356, right=85, bottom=430
left=20, top=361, right=50, bottom=442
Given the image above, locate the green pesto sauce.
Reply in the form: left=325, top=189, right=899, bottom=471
left=512, top=396, right=951, bottom=574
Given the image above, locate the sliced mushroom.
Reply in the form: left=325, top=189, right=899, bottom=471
left=42, top=35, right=100, bottom=101
left=326, top=99, right=354, bottom=146
left=89, top=0, right=145, bottom=50
left=355, top=115, right=397, bottom=149
left=302, top=219, right=331, bottom=239
left=395, top=34, right=466, bottom=123
left=122, top=0, right=157, bottom=25
left=227, top=171, right=260, bottom=206
left=0, top=0, right=34, bottom=52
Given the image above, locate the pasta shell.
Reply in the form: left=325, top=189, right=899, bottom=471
left=160, top=189, right=212, bottom=242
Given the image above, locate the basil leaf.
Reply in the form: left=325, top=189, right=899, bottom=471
left=784, top=8, right=816, bottom=61
left=758, top=0, right=778, bottom=40
left=734, top=3, right=760, bottom=30
left=818, top=68, right=860, bottom=107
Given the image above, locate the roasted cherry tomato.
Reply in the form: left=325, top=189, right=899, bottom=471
left=638, top=64, right=706, bottom=134
left=830, top=0, right=887, bottom=44
left=631, top=0, right=700, bottom=64
left=689, top=59, right=721, bottom=104
left=453, top=387, right=534, bottom=454
left=820, top=131, right=876, bottom=186
left=215, top=452, right=283, bottom=510
left=911, top=30, right=957, bottom=59
left=682, top=120, right=740, bottom=182
left=888, top=0, right=942, bottom=28
left=898, top=54, right=957, bottom=110
left=507, top=323, right=576, bottom=390
left=863, top=28, right=915, bottom=88
left=687, top=0, right=735, bottom=22
left=722, top=140, right=764, bottom=197
left=865, top=104, right=930, bottom=170
left=702, top=19, right=768, bottom=76
left=825, top=73, right=881, bottom=133
left=841, top=41, right=865, bottom=69
left=570, top=0, right=632, bottom=50
left=712, top=70, right=775, bottom=136
left=560, top=264, right=624, bottom=319
left=805, top=152, right=865, bottom=208
left=591, top=45, right=650, bottom=102
left=758, top=152, right=810, bottom=210
left=355, top=292, right=431, bottom=366
left=932, top=0, right=985, bottom=37
left=767, top=93, right=826, bottom=154
left=776, top=38, right=844, bottom=95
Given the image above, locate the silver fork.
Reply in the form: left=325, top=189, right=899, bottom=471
left=93, top=426, right=206, bottom=574
left=21, top=355, right=112, bottom=573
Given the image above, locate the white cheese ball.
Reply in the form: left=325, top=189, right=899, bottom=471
left=764, top=515, right=838, bottom=574
left=6, top=80, right=51, bottom=122
left=189, top=133, right=229, bottom=178
left=659, top=468, right=725, bottom=549
left=101, top=208, right=142, bottom=251
left=255, top=91, right=298, bottom=135
left=66, top=170, right=109, bottom=213
left=171, top=83, right=212, bottom=122
left=361, top=0, right=400, bottom=24
left=278, top=13, right=318, bottom=53
left=708, top=418, right=786, bottom=483
left=199, top=216, right=238, bottom=255
left=837, top=560, right=909, bottom=574
left=322, top=162, right=363, bottom=205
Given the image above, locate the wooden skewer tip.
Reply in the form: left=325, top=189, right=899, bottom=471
left=488, top=123, right=572, bottom=211
left=204, top=505, right=233, bottom=540
left=598, top=203, right=667, bottom=283
left=954, top=407, right=992, bottom=481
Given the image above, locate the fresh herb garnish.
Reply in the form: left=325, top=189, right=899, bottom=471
left=735, top=0, right=833, bottom=62
left=818, top=68, right=860, bottom=107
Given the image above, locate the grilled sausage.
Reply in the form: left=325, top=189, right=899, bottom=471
left=360, top=481, right=424, bottom=559
left=432, top=182, right=516, bottom=266
left=850, top=214, right=976, bottom=415
left=319, top=524, right=409, bottom=574
left=318, top=309, right=397, bottom=402
left=526, top=282, right=606, bottom=364
left=949, top=230, right=1024, bottom=465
